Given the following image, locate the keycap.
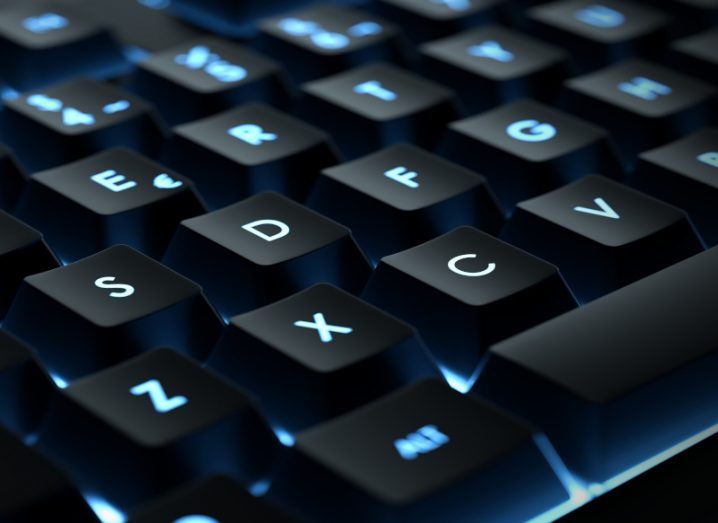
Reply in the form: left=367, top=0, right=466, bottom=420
left=375, top=0, right=509, bottom=43
left=420, top=25, right=571, bottom=113
left=441, top=99, right=623, bottom=210
left=526, top=0, right=669, bottom=72
left=563, top=60, right=717, bottom=166
left=163, top=192, right=372, bottom=320
left=0, top=144, right=28, bottom=211
left=0, top=3, right=126, bottom=90
left=300, top=63, right=459, bottom=159
left=0, top=210, right=58, bottom=318
left=258, top=5, right=407, bottom=83
left=128, top=476, right=294, bottom=523
left=2, top=78, right=167, bottom=172
left=75, top=0, right=204, bottom=53
left=0, top=331, right=54, bottom=436
left=132, top=37, right=292, bottom=126
left=271, top=379, right=569, bottom=522
left=15, top=147, right=206, bottom=262
left=307, top=144, right=505, bottom=263
left=362, top=226, right=576, bottom=381
left=670, top=28, right=718, bottom=83
left=162, top=104, right=338, bottom=209
left=474, top=246, right=718, bottom=482
left=39, top=348, right=280, bottom=509
left=209, top=284, right=437, bottom=433
left=170, top=0, right=315, bottom=38
left=503, top=175, right=704, bottom=303
left=632, top=128, right=718, bottom=246
left=4, top=245, right=222, bottom=382
left=0, top=427, right=100, bottom=522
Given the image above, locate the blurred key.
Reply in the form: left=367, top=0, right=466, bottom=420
left=475, top=247, right=718, bottom=482
left=40, top=349, right=280, bottom=509
left=5, top=245, right=222, bottom=382
left=0, top=2, right=126, bottom=90
left=503, top=175, right=704, bottom=303
left=563, top=60, right=717, bottom=167
left=632, top=128, right=718, bottom=246
left=441, top=99, right=622, bottom=210
left=645, top=0, right=718, bottom=33
left=2, top=79, right=167, bottom=172
left=128, top=476, right=294, bottom=523
left=670, top=29, right=718, bottom=84
left=271, top=379, right=569, bottom=523
left=133, top=37, right=292, bottom=126
left=0, top=427, right=100, bottom=523
left=301, top=63, right=459, bottom=159
left=0, top=331, right=54, bottom=436
left=375, top=0, right=509, bottom=43
left=0, top=144, right=28, bottom=211
left=209, top=284, right=437, bottom=434
left=526, top=0, right=668, bottom=71
left=0, top=210, right=58, bottom=318
left=163, top=192, right=372, bottom=320
left=307, top=144, right=505, bottom=263
left=420, top=26, right=571, bottom=113
left=16, top=148, right=205, bottom=262
left=362, top=227, right=576, bottom=381
left=170, top=0, right=315, bottom=37
left=258, top=5, right=407, bottom=83
left=162, top=104, right=338, bottom=209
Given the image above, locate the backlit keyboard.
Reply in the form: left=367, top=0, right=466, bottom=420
left=0, top=1, right=716, bottom=522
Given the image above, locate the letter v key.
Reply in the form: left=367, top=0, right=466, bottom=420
left=573, top=197, right=620, bottom=220
left=130, top=379, right=188, bottom=413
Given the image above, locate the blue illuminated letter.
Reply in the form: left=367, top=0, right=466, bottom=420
left=130, top=379, right=188, bottom=413
left=394, top=425, right=450, bottom=460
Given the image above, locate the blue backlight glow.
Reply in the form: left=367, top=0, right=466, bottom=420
left=85, top=494, right=126, bottom=523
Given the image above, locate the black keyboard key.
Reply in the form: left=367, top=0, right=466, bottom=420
left=209, top=283, right=437, bottom=434
left=16, top=148, right=204, bottom=262
left=300, top=63, right=459, bottom=159
left=671, top=28, right=718, bottom=84
left=170, top=0, right=313, bottom=38
left=420, top=25, right=571, bottom=113
left=375, top=0, right=509, bottom=43
left=0, top=3, right=126, bottom=90
left=632, top=128, right=718, bottom=246
left=307, top=144, right=505, bottom=263
left=133, top=37, right=292, bottom=126
left=503, top=175, right=703, bottom=303
left=0, top=144, right=28, bottom=211
left=258, top=5, right=407, bottom=83
left=563, top=60, right=717, bottom=166
left=0, top=211, right=59, bottom=320
left=362, top=226, right=576, bottom=381
left=2, top=79, right=167, bottom=172
left=5, top=245, right=222, bottom=382
left=75, top=0, right=204, bottom=53
left=441, top=99, right=622, bottom=210
left=162, top=104, right=338, bottom=209
left=0, top=210, right=58, bottom=318
left=0, top=427, right=100, bottom=523
left=40, top=349, right=280, bottom=508
left=474, top=247, right=718, bottom=482
left=0, top=331, right=54, bottom=436
left=526, top=0, right=669, bottom=71
left=164, top=192, right=372, bottom=319
left=271, top=379, right=569, bottom=523
left=128, top=476, right=294, bottom=523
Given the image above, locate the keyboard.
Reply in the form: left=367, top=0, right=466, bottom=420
left=0, top=0, right=716, bottom=521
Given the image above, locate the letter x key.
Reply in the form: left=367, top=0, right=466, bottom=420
left=294, top=312, right=353, bottom=343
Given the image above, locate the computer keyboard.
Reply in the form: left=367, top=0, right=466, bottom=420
left=0, top=0, right=716, bottom=522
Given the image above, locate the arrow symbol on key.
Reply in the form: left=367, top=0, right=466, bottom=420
left=573, top=197, right=620, bottom=220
